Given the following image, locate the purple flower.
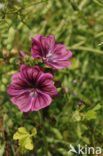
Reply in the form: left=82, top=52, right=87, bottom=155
left=78, top=102, right=83, bottom=107
left=7, top=65, right=57, bottom=112
left=20, top=51, right=26, bottom=58
left=31, top=34, right=72, bottom=69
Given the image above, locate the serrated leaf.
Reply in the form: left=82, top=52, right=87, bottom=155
left=25, top=137, right=33, bottom=150
left=18, top=127, right=28, bottom=134
left=13, top=131, right=28, bottom=140
left=13, top=127, right=28, bottom=140
left=13, top=127, right=37, bottom=153
left=72, top=111, right=81, bottom=122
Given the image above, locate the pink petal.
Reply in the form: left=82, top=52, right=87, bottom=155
left=31, top=36, right=42, bottom=59
left=11, top=92, right=32, bottom=112
left=31, top=35, right=55, bottom=59
left=20, top=65, right=40, bottom=85
left=33, top=65, right=44, bottom=79
left=36, top=73, right=57, bottom=97
left=37, top=72, right=53, bottom=84
left=51, top=44, right=72, bottom=60
left=40, top=83, right=57, bottom=97
left=31, top=90, right=52, bottom=111
left=20, top=51, right=26, bottom=58
left=7, top=84, right=28, bottom=96
left=44, top=60, right=72, bottom=69
left=11, top=72, right=21, bottom=83
left=40, top=35, right=55, bottom=53
left=32, top=34, right=42, bottom=42
left=7, top=72, right=28, bottom=96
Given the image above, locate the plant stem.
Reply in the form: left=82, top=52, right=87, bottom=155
left=38, top=110, right=48, bottom=156
left=69, top=46, right=103, bottom=54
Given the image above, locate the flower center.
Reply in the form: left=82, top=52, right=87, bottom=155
left=46, top=52, right=52, bottom=58
left=30, top=89, right=35, bottom=97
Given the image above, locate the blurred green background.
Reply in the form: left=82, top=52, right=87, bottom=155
left=0, top=0, right=103, bottom=155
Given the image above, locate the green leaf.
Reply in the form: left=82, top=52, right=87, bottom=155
left=24, top=137, right=33, bottom=150
left=72, top=111, right=81, bottom=122
left=31, top=127, right=37, bottom=136
left=85, top=110, right=97, bottom=120
left=69, top=58, right=80, bottom=70
left=7, top=27, right=15, bottom=51
left=77, top=125, right=82, bottom=138
left=0, top=145, right=5, bottom=156
left=13, top=131, right=28, bottom=140
left=57, top=148, right=67, bottom=155
left=93, top=104, right=101, bottom=111
left=93, top=0, right=103, bottom=6
left=85, top=104, right=101, bottom=120
left=13, top=127, right=29, bottom=140
left=82, top=137, right=90, bottom=144
left=51, top=128, right=63, bottom=140
left=13, top=127, right=37, bottom=153
left=18, top=127, right=28, bottom=134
